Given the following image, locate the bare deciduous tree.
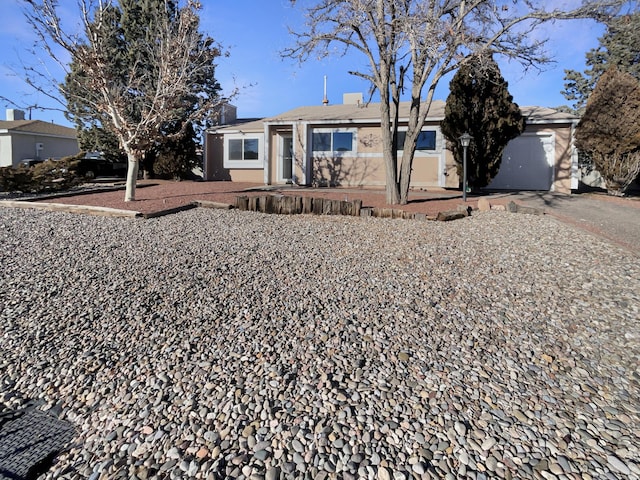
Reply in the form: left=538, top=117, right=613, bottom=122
left=23, top=0, right=226, bottom=201
left=285, top=0, right=632, bottom=204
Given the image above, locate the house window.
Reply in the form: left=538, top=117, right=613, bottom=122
left=397, top=130, right=437, bottom=151
left=224, top=134, right=264, bottom=168
left=312, top=129, right=355, bottom=153
left=229, top=138, right=259, bottom=160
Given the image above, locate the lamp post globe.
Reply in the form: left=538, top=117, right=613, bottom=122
left=459, top=133, right=473, bottom=201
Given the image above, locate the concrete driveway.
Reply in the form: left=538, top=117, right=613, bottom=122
left=503, top=192, right=640, bottom=255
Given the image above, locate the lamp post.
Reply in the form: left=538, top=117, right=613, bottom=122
left=459, top=132, right=473, bottom=202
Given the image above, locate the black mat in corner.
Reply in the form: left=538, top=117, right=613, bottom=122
left=0, top=405, right=76, bottom=480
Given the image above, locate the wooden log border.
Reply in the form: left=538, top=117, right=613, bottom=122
left=233, top=194, right=454, bottom=221
left=236, top=195, right=365, bottom=217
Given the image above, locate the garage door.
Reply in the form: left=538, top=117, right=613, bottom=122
left=488, top=134, right=554, bottom=191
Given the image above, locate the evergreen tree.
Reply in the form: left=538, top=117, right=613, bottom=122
left=61, top=0, right=221, bottom=185
left=77, top=126, right=126, bottom=163
left=563, top=13, right=640, bottom=115
left=575, top=66, right=640, bottom=194
left=152, top=122, right=199, bottom=179
left=441, top=54, right=525, bottom=190
left=63, top=4, right=125, bottom=161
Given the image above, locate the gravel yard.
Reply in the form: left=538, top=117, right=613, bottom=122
left=0, top=207, right=638, bottom=479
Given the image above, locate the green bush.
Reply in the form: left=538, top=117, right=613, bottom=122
left=0, top=164, right=34, bottom=192
left=32, top=157, right=83, bottom=192
left=0, top=156, right=83, bottom=194
left=576, top=67, right=640, bottom=195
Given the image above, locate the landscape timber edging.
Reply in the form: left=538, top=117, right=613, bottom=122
left=0, top=200, right=142, bottom=218
left=235, top=194, right=465, bottom=221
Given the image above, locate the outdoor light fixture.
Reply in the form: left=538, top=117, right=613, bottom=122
left=459, top=132, right=473, bottom=202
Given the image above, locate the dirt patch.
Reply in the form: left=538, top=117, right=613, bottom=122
left=39, top=180, right=513, bottom=217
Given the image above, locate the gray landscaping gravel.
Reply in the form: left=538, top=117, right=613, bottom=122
left=0, top=207, right=638, bottom=480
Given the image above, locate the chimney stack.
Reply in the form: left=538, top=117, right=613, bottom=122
left=6, top=109, right=25, bottom=121
left=343, top=93, right=363, bottom=105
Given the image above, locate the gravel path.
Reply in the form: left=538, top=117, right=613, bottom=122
left=1, top=207, right=638, bottom=479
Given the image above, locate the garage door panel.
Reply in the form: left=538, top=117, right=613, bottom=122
left=489, top=135, right=554, bottom=191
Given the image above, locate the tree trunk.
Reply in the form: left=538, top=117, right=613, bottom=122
left=399, top=148, right=414, bottom=205
left=398, top=99, right=423, bottom=205
left=125, top=152, right=140, bottom=202
left=378, top=94, right=400, bottom=204
left=384, top=154, right=400, bottom=204
left=399, top=86, right=437, bottom=204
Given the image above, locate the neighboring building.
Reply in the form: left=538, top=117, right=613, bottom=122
left=0, top=109, right=79, bottom=168
left=204, top=95, right=579, bottom=194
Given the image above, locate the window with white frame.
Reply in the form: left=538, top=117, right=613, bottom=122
left=397, top=129, right=437, bottom=151
left=312, top=128, right=356, bottom=153
left=224, top=134, right=264, bottom=168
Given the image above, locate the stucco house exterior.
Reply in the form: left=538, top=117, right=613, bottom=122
left=204, top=96, right=579, bottom=194
left=0, top=109, right=79, bottom=168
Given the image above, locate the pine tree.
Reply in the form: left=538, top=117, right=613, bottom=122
left=63, top=4, right=125, bottom=159
left=61, top=0, right=221, bottom=185
left=575, top=67, right=640, bottom=194
left=441, top=54, right=525, bottom=190
left=563, top=13, right=640, bottom=115
left=152, top=122, right=199, bottom=179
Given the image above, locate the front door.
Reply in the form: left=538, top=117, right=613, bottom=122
left=279, top=133, right=293, bottom=183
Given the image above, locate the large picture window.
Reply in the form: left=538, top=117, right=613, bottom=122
left=397, top=130, right=437, bottom=151
left=312, top=129, right=355, bottom=153
left=224, top=134, right=264, bottom=168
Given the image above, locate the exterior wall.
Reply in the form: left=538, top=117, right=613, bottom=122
left=6, top=134, right=78, bottom=167
left=503, top=123, right=573, bottom=194
left=225, top=169, right=264, bottom=183
left=293, top=125, right=306, bottom=184
left=204, top=133, right=264, bottom=183
left=411, top=155, right=443, bottom=186
left=0, top=136, right=12, bottom=167
left=268, top=129, right=279, bottom=185
left=288, top=122, right=445, bottom=188
left=549, top=124, right=573, bottom=194
left=443, top=149, right=460, bottom=189
left=204, top=134, right=226, bottom=180
left=442, top=123, right=575, bottom=193
left=213, top=118, right=575, bottom=193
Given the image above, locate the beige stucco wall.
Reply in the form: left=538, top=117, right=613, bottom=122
left=305, top=123, right=388, bottom=186
left=285, top=122, right=445, bottom=188
left=550, top=124, right=573, bottom=194
left=205, top=133, right=264, bottom=183
left=411, top=156, right=443, bottom=186
left=443, top=149, right=460, bottom=189
left=310, top=154, right=387, bottom=187
left=210, top=119, right=575, bottom=192
left=226, top=169, right=264, bottom=183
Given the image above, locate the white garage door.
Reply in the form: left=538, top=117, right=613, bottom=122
left=488, top=133, right=555, bottom=191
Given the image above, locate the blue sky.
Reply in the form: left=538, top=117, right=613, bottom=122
left=0, top=0, right=608, bottom=127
